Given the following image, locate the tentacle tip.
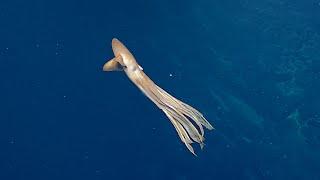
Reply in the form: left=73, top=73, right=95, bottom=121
left=200, top=142, right=205, bottom=150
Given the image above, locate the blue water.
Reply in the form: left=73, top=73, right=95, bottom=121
left=1, top=0, right=320, bottom=179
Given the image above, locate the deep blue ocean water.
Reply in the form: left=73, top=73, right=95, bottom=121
left=1, top=0, right=320, bottom=179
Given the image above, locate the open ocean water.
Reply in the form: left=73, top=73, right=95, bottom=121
left=1, top=0, right=320, bottom=179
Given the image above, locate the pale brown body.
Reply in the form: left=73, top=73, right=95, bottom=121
left=103, top=38, right=214, bottom=155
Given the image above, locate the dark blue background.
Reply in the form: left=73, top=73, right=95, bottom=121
left=1, top=0, right=320, bottom=179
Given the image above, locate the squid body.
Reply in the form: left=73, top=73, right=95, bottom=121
left=103, top=38, right=214, bottom=155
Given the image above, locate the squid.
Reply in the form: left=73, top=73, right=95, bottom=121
left=103, top=38, right=214, bottom=155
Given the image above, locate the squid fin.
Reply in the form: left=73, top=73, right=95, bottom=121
left=103, top=56, right=123, bottom=71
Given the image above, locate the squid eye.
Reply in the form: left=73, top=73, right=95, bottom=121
left=130, top=66, right=137, bottom=71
